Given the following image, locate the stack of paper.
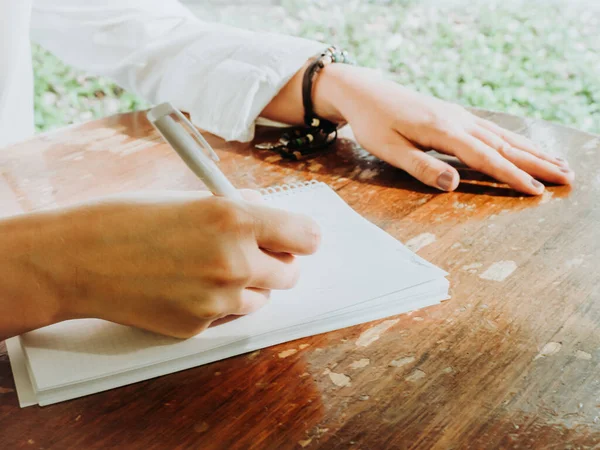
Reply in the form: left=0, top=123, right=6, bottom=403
left=7, top=181, right=449, bottom=406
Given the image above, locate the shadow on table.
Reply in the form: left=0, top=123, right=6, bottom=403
left=228, top=127, right=565, bottom=199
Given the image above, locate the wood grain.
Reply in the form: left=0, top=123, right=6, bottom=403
left=1, top=110, right=599, bottom=449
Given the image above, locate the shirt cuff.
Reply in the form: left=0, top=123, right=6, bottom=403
left=183, top=33, right=325, bottom=142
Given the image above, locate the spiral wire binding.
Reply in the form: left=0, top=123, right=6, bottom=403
left=260, top=180, right=323, bottom=198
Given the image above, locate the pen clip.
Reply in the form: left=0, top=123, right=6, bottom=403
left=170, top=108, right=220, bottom=162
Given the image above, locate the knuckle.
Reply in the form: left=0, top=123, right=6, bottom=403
left=463, top=120, right=480, bottom=135
left=453, top=104, right=468, bottom=116
left=412, top=156, right=432, bottom=179
left=195, top=294, right=225, bottom=319
left=431, top=123, right=461, bottom=143
left=495, top=141, right=512, bottom=158
left=495, top=129, right=508, bottom=141
left=211, top=247, right=252, bottom=286
left=210, top=199, right=253, bottom=234
left=473, top=152, right=495, bottom=172
left=422, top=109, right=441, bottom=125
left=423, top=112, right=456, bottom=136
left=424, top=113, right=446, bottom=132
left=441, top=126, right=462, bottom=141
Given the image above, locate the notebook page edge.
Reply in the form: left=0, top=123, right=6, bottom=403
left=29, top=278, right=447, bottom=393
left=30, top=276, right=447, bottom=393
left=36, top=293, right=445, bottom=406
left=5, top=337, right=38, bottom=407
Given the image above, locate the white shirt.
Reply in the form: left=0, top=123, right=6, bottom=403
left=0, top=0, right=324, bottom=148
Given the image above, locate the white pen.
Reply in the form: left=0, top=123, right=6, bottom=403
left=147, top=102, right=242, bottom=200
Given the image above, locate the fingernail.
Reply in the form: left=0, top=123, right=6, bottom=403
left=556, top=157, right=569, bottom=166
left=559, top=167, right=571, bottom=173
left=437, top=171, right=455, bottom=191
left=531, top=179, right=544, bottom=191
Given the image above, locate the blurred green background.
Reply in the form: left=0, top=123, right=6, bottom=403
left=33, top=0, right=600, bottom=134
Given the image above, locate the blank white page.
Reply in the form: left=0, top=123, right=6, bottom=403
left=21, top=182, right=446, bottom=391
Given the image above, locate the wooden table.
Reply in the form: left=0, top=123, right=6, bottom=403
left=0, top=109, right=599, bottom=449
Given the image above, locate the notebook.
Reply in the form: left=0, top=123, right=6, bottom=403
left=7, top=181, right=449, bottom=407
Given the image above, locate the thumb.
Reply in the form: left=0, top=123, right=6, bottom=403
left=379, top=138, right=460, bottom=192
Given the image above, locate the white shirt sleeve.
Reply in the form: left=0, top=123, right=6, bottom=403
left=30, top=0, right=325, bottom=142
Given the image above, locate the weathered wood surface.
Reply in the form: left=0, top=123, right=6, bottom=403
left=0, top=110, right=599, bottom=449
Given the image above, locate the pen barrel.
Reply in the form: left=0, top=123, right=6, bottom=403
left=153, top=115, right=241, bottom=199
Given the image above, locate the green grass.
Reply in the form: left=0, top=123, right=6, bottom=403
left=32, top=44, right=150, bottom=132
left=33, top=0, right=600, bottom=134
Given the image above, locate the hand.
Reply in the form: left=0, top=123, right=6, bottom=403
left=315, top=65, right=574, bottom=195
left=0, top=191, right=320, bottom=339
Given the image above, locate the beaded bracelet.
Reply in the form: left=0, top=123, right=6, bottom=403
left=256, top=46, right=355, bottom=160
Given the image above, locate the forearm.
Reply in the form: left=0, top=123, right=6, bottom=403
left=0, top=215, right=65, bottom=341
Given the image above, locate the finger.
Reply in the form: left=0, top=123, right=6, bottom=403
left=248, top=204, right=321, bottom=255
left=452, top=132, right=545, bottom=195
left=209, top=315, right=240, bottom=328
left=236, top=287, right=271, bottom=315
left=240, top=189, right=264, bottom=203
left=208, top=288, right=271, bottom=329
left=472, top=126, right=574, bottom=185
left=248, top=250, right=300, bottom=290
left=378, top=135, right=460, bottom=191
left=208, top=289, right=269, bottom=328
left=477, top=118, right=568, bottom=167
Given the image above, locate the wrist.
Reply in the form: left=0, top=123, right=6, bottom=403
left=261, top=56, right=358, bottom=127
left=313, top=64, right=385, bottom=125
left=311, top=62, right=349, bottom=124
